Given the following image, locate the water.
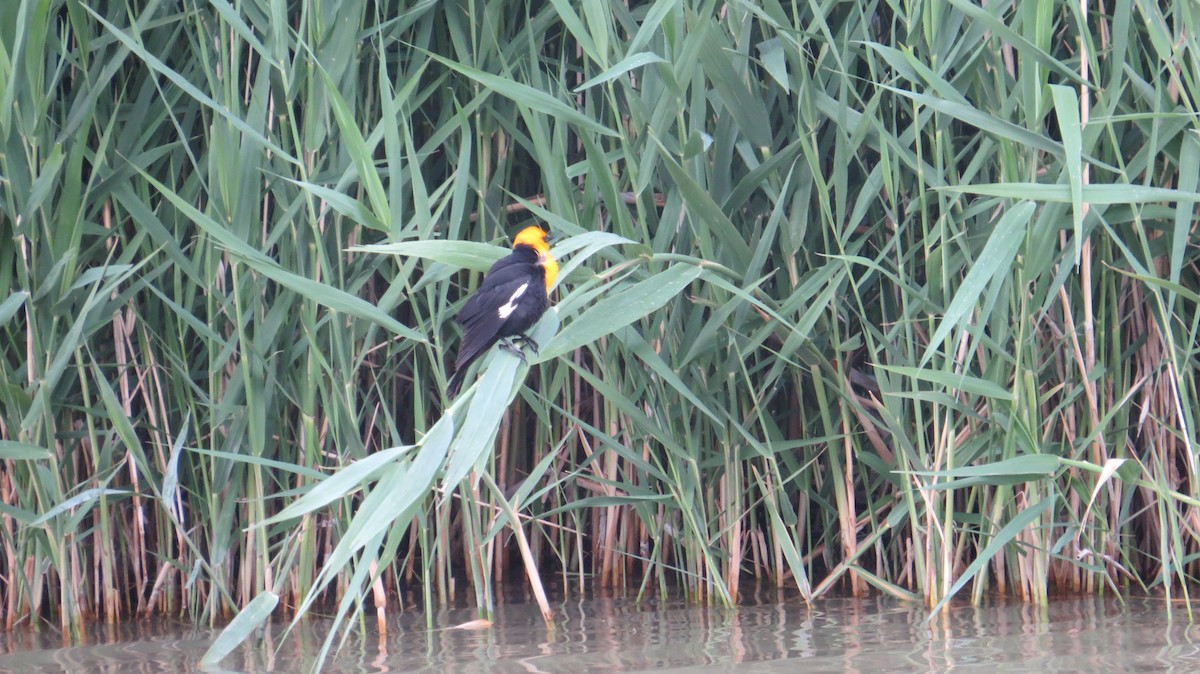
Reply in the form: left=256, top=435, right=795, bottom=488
left=2, top=594, right=1199, bottom=673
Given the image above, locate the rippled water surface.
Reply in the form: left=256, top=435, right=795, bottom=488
left=3, top=594, right=1199, bottom=672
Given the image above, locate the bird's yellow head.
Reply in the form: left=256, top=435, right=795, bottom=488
left=512, top=226, right=558, bottom=292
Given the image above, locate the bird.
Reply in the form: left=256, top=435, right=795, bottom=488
left=446, top=225, right=558, bottom=398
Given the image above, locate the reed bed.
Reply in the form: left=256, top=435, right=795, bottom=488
left=1, top=0, right=1198, bottom=658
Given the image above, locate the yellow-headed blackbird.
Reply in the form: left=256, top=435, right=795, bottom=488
left=447, top=226, right=558, bottom=398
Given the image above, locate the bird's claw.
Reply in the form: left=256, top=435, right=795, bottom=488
left=499, top=334, right=540, bottom=362
left=512, top=333, right=540, bottom=355
left=499, top=338, right=529, bottom=362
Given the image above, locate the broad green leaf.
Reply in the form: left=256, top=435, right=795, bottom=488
left=205, top=0, right=272, bottom=63
left=537, top=263, right=703, bottom=362
left=22, top=143, right=63, bottom=223
left=258, top=445, right=416, bottom=526
left=299, top=415, right=456, bottom=614
left=697, top=26, right=771, bottom=147
left=159, top=415, right=189, bottom=522
left=1050, top=84, right=1084, bottom=261
left=30, top=488, right=131, bottom=526
left=880, top=84, right=1064, bottom=156
left=135, top=168, right=423, bottom=342
left=878, top=365, right=1016, bottom=401
left=921, top=201, right=1035, bottom=366
left=901, top=454, right=1061, bottom=479
left=186, top=447, right=326, bottom=480
left=423, top=51, right=615, bottom=137
left=483, top=435, right=570, bottom=539
left=1171, top=134, right=1200, bottom=292
left=939, top=183, right=1200, bottom=204
left=243, top=257, right=424, bottom=341
left=1110, top=269, right=1200, bottom=305
left=548, top=231, right=636, bottom=289
left=628, top=0, right=679, bottom=54
left=314, top=62, right=391, bottom=233
left=1079, top=458, right=1129, bottom=534
left=85, top=7, right=298, bottom=165
left=201, top=591, right=280, bottom=667
left=290, top=179, right=386, bottom=232
left=545, top=0, right=601, bottom=64
left=574, top=52, right=666, bottom=92
left=757, top=37, right=790, bottom=93
left=443, top=354, right=521, bottom=488
left=70, top=264, right=134, bottom=291
left=944, top=0, right=1087, bottom=85
left=0, top=440, right=51, bottom=461
left=863, top=43, right=968, bottom=105
left=352, top=239, right=506, bottom=273
left=654, top=145, right=754, bottom=269
left=0, top=503, right=37, bottom=526
left=0, top=291, right=28, bottom=324
left=23, top=261, right=144, bottom=433
left=444, top=311, right=561, bottom=488
left=616, top=326, right=722, bottom=425
left=754, top=468, right=811, bottom=598
left=926, top=498, right=1055, bottom=619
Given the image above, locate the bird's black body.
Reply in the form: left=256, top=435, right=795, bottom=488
left=447, top=243, right=552, bottom=397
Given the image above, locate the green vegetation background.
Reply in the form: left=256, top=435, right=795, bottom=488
left=2, top=0, right=1199, bottom=646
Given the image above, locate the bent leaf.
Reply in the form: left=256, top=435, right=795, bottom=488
left=536, top=263, right=703, bottom=362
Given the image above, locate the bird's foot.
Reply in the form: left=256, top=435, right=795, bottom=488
left=499, top=338, right=529, bottom=362
left=499, top=334, right=540, bottom=361
left=511, top=333, right=540, bottom=355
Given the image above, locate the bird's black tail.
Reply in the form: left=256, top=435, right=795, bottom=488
left=445, top=356, right=475, bottom=399
left=446, top=369, right=465, bottom=399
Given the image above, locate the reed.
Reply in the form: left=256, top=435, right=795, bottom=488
left=1, top=0, right=1198, bottom=659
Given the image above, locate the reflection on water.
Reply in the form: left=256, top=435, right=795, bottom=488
left=2, top=593, right=1199, bottom=673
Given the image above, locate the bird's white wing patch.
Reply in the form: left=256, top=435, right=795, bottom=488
left=497, top=283, right=529, bottom=320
